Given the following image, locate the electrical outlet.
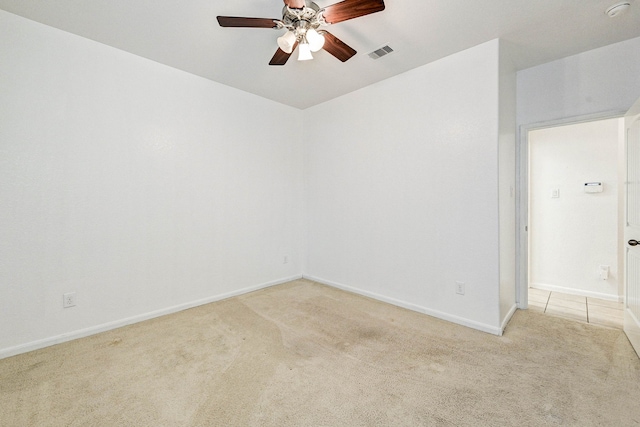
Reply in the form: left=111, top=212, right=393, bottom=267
left=63, top=292, right=76, bottom=308
left=455, top=281, right=465, bottom=295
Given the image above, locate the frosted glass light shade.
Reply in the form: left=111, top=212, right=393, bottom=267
left=306, top=29, right=325, bottom=52
left=277, top=31, right=296, bottom=54
left=298, top=43, right=313, bottom=61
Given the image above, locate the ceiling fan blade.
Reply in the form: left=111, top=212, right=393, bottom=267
left=322, top=32, right=356, bottom=62
left=321, top=0, right=385, bottom=24
left=269, top=42, right=299, bottom=66
left=217, top=16, right=278, bottom=28
left=283, top=0, right=306, bottom=8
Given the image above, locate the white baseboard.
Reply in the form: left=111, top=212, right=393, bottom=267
left=303, top=275, right=503, bottom=336
left=529, top=282, right=622, bottom=302
left=0, top=274, right=303, bottom=360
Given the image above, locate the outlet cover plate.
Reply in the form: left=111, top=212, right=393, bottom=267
left=63, top=292, right=76, bottom=308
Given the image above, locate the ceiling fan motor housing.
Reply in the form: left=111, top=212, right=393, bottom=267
left=279, top=1, right=325, bottom=40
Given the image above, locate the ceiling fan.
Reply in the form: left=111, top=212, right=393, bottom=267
left=217, top=0, right=385, bottom=65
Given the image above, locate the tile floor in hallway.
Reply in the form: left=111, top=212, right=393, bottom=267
left=528, top=287, right=624, bottom=329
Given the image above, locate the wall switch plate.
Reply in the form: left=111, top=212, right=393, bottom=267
left=455, top=281, right=465, bottom=295
left=551, top=188, right=560, bottom=198
left=63, top=292, right=76, bottom=308
left=599, top=265, right=610, bottom=280
left=283, top=255, right=289, bottom=264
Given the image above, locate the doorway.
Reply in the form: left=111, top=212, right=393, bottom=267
left=517, top=115, right=625, bottom=328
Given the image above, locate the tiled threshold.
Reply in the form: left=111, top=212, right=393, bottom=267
left=528, top=288, right=623, bottom=329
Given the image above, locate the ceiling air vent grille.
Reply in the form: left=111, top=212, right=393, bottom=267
left=368, top=45, right=394, bottom=60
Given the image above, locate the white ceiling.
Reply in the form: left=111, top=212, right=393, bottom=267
left=1, top=0, right=639, bottom=109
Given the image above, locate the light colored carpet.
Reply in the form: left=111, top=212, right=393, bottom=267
left=1, top=279, right=639, bottom=426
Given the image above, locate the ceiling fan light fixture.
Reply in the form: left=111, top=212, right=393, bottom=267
left=277, top=30, right=296, bottom=53
left=298, top=42, right=313, bottom=61
left=306, top=28, right=325, bottom=52
left=218, top=0, right=386, bottom=66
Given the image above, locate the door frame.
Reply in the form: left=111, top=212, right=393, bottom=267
left=515, top=110, right=627, bottom=308
left=624, top=99, right=640, bottom=355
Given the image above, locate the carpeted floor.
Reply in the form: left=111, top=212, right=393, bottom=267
left=1, top=279, right=639, bottom=426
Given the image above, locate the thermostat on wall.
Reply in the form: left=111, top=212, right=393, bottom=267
left=584, top=182, right=603, bottom=193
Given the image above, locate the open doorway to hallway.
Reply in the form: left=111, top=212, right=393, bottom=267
left=527, top=117, right=624, bottom=328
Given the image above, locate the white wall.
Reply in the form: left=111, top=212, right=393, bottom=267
left=0, top=10, right=304, bottom=357
left=529, top=119, right=620, bottom=299
left=517, top=36, right=640, bottom=126
left=303, top=40, right=512, bottom=334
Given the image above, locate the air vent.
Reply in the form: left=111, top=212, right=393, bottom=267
left=368, top=45, right=394, bottom=60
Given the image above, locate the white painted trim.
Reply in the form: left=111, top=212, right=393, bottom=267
left=500, top=304, right=518, bottom=335
left=516, top=124, right=529, bottom=309
left=516, top=110, right=626, bottom=310
left=303, top=275, right=503, bottom=336
left=0, top=275, right=303, bottom=360
left=529, top=283, right=622, bottom=302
